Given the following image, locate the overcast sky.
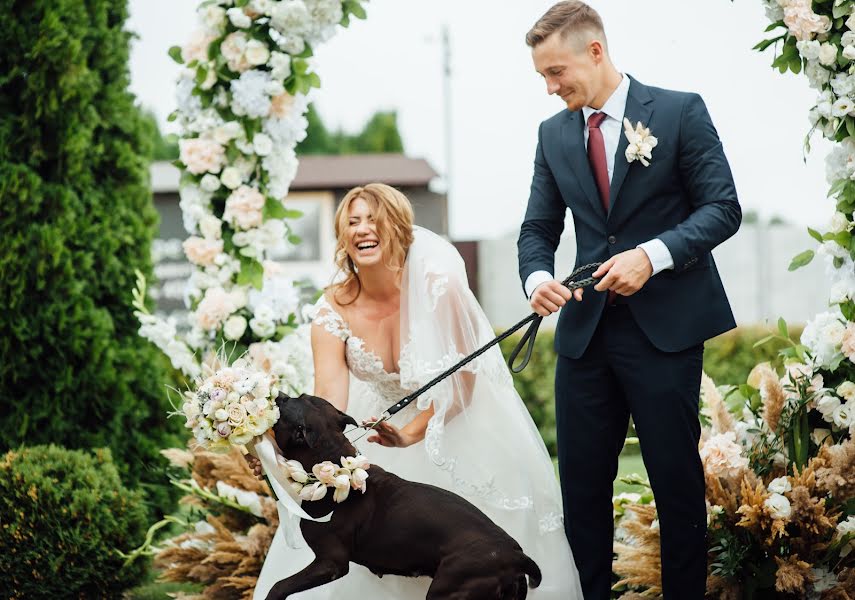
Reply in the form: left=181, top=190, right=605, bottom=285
left=128, top=0, right=833, bottom=240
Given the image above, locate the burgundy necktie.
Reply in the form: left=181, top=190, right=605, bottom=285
left=586, top=111, right=610, bottom=213
left=586, top=111, right=617, bottom=303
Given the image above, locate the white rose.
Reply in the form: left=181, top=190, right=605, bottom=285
left=220, top=166, right=244, bottom=190
left=285, top=460, right=309, bottom=483
left=819, top=43, right=839, bottom=66
left=223, top=315, right=248, bottom=340
left=250, top=317, right=276, bottom=338
left=199, top=214, right=222, bottom=240
left=833, top=402, right=855, bottom=429
left=253, top=132, right=274, bottom=156
left=299, top=482, right=327, bottom=501
left=213, top=121, right=244, bottom=145
left=830, top=211, right=852, bottom=234
left=200, top=173, right=221, bottom=193
left=269, top=51, right=292, bottom=80
left=845, top=32, right=855, bottom=47
left=199, top=5, right=226, bottom=33
left=848, top=13, right=855, bottom=31
left=214, top=408, right=229, bottom=422
left=817, top=395, right=841, bottom=420
left=227, top=7, right=252, bottom=28
left=245, top=39, right=271, bottom=66
left=764, top=493, right=792, bottom=520
left=797, top=40, right=821, bottom=60
left=838, top=381, right=855, bottom=402
left=832, top=97, right=855, bottom=118
left=768, top=476, right=792, bottom=495
left=845, top=46, right=855, bottom=61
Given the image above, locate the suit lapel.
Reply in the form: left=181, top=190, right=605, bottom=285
left=560, top=111, right=606, bottom=219
left=608, top=77, right=653, bottom=221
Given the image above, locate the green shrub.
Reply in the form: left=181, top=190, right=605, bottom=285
left=0, top=0, right=181, bottom=513
left=497, top=325, right=802, bottom=455
left=0, top=445, right=149, bottom=599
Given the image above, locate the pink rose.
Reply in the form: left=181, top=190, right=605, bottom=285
left=182, top=29, right=216, bottom=64
left=842, top=323, right=855, bottom=364
left=183, top=236, right=223, bottom=266
left=179, top=138, right=225, bottom=175
left=195, top=287, right=236, bottom=331
left=312, top=461, right=338, bottom=486
left=223, top=185, right=265, bottom=230
left=220, top=32, right=251, bottom=73
left=784, top=0, right=832, bottom=41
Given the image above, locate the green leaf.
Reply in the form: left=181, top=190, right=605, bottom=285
left=833, top=2, right=852, bottom=18
left=295, top=44, right=314, bottom=59
left=841, top=301, right=855, bottom=322
left=307, top=72, right=321, bottom=88
left=788, top=249, right=815, bottom=271
left=167, top=110, right=178, bottom=123
left=168, top=45, right=184, bottom=64
left=263, top=197, right=288, bottom=220
left=807, top=227, right=824, bottom=243
left=789, top=55, right=803, bottom=74
left=237, top=257, right=264, bottom=290
left=195, top=65, right=208, bottom=86
left=235, top=0, right=249, bottom=7
left=281, top=208, right=303, bottom=219
left=287, top=234, right=302, bottom=245
left=752, top=334, right=777, bottom=349
left=835, top=256, right=845, bottom=268
left=828, top=178, right=847, bottom=198
left=777, top=317, right=789, bottom=340
left=765, top=21, right=785, bottom=32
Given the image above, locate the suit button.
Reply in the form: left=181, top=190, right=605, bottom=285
left=607, top=235, right=616, bottom=245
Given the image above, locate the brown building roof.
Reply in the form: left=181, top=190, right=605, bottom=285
left=291, top=153, right=438, bottom=190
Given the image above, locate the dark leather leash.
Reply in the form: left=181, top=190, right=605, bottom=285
left=351, top=263, right=602, bottom=441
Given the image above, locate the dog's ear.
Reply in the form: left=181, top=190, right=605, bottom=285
left=337, top=410, right=358, bottom=431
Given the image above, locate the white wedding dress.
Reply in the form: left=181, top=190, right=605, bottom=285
left=254, top=227, right=582, bottom=599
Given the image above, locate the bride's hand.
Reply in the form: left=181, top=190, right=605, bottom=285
left=362, top=417, right=416, bottom=448
left=244, top=453, right=264, bottom=480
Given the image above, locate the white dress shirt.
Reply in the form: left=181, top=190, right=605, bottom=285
left=524, top=74, right=675, bottom=299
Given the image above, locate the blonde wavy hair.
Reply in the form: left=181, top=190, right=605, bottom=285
left=331, top=183, right=415, bottom=305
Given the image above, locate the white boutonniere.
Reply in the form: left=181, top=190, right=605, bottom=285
left=623, top=118, right=658, bottom=166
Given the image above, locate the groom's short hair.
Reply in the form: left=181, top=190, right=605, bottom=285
left=525, top=1, right=606, bottom=50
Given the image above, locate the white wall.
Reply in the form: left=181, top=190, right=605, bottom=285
left=477, top=220, right=829, bottom=330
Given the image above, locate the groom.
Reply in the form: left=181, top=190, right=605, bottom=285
left=517, top=2, right=741, bottom=598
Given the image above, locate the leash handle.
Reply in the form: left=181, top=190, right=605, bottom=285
left=508, top=315, right=542, bottom=373
left=506, top=263, right=602, bottom=373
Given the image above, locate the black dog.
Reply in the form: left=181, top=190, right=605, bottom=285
left=264, top=393, right=542, bottom=600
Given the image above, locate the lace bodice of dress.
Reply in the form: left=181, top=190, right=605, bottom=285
left=313, top=296, right=417, bottom=416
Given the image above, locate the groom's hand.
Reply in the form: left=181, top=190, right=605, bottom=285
left=593, top=249, right=653, bottom=296
left=530, top=280, right=582, bottom=316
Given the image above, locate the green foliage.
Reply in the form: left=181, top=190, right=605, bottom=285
left=0, top=445, right=149, bottom=599
left=0, top=0, right=182, bottom=515
left=497, top=325, right=805, bottom=456
left=296, top=103, right=405, bottom=155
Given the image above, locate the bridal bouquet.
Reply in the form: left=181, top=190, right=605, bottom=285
left=182, top=359, right=280, bottom=451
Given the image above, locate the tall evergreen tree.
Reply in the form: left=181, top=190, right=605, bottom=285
left=0, top=0, right=180, bottom=514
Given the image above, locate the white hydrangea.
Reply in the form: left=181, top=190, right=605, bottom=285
left=263, top=146, right=300, bottom=200
left=271, top=0, right=312, bottom=37
left=232, top=219, right=288, bottom=257
left=176, top=74, right=203, bottom=121
left=801, top=310, right=847, bottom=368
left=249, top=272, right=301, bottom=320
left=178, top=184, right=212, bottom=235
left=230, top=70, right=275, bottom=118
left=805, top=61, right=831, bottom=90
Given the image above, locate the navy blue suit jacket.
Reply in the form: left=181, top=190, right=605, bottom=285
left=518, top=76, right=741, bottom=359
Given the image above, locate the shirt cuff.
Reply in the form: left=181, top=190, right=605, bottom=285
left=637, top=239, right=674, bottom=276
left=524, top=270, right=554, bottom=299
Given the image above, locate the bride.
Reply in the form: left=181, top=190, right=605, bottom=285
left=253, top=183, right=582, bottom=598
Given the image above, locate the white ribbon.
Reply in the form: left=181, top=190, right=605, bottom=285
left=247, top=433, right=332, bottom=548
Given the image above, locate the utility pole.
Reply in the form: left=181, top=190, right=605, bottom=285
left=441, top=23, right=452, bottom=234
